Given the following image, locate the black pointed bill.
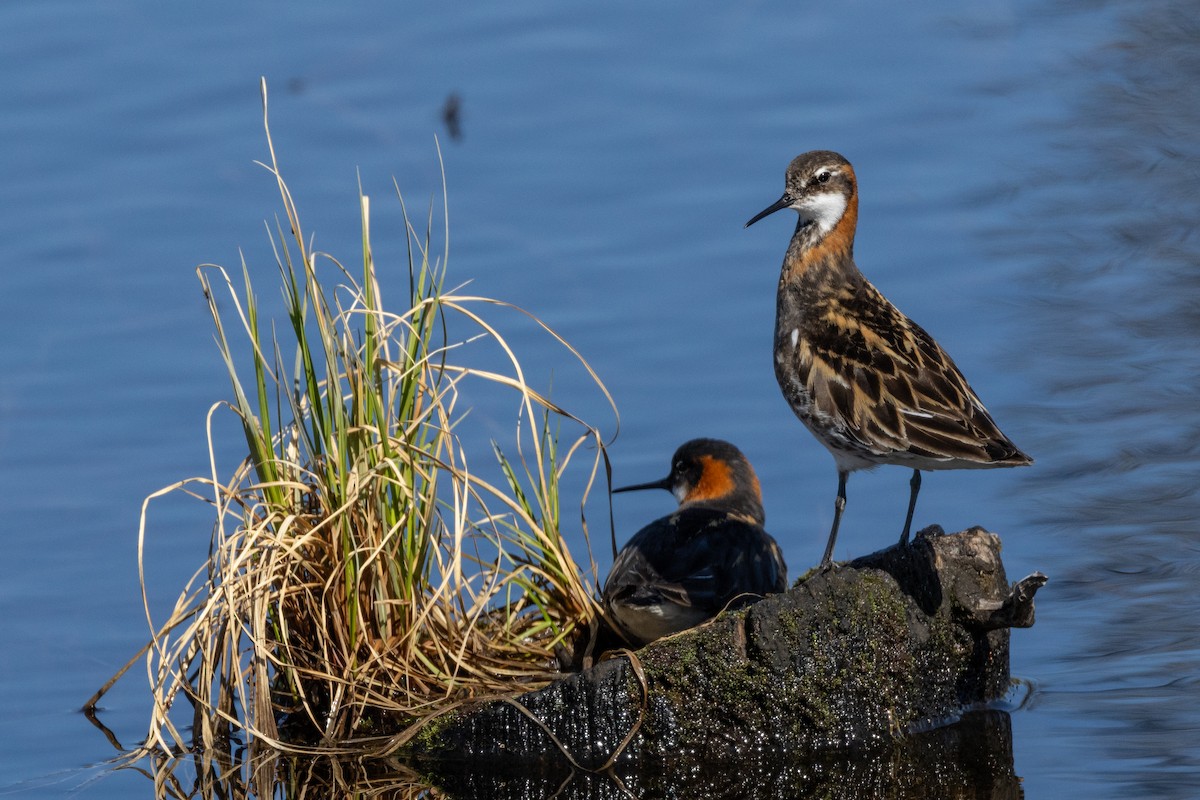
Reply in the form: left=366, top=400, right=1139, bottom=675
left=745, top=193, right=792, bottom=228
left=613, top=476, right=673, bottom=494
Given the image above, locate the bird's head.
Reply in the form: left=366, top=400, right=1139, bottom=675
left=614, top=438, right=765, bottom=525
left=745, top=150, right=857, bottom=238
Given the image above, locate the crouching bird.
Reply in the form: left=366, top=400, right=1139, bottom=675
left=603, top=438, right=787, bottom=647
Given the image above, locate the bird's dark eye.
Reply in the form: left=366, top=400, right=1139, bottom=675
left=816, top=171, right=831, bottom=184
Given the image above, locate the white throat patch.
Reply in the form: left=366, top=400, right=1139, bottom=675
left=795, top=191, right=847, bottom=237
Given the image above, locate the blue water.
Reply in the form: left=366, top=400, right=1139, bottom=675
left=1, top=0, right=1197, bottom=796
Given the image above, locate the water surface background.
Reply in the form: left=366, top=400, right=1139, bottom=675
left=1, top=1, right=1198, bottom=796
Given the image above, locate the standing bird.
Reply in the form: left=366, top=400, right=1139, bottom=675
left=745, top=151, right=1032, bottom=567
left=603, top=438, right=787, bottom=647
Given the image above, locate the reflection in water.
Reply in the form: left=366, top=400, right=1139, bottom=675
left=427, top=710, right=1021, bottom=800
left=123, top=748, right=440, bottom=800
left=119, top=710, right=1020, bottom=799
left=999, top=0, right=1200, bottom=794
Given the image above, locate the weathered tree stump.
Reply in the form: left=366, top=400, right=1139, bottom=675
left=406, top=526, right=1046, bottom=772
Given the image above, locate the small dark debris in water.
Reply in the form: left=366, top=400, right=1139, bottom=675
left=442, top=92, right=463, bottom=141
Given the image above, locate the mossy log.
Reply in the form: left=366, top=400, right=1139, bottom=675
left=406, top=526, right=1046, bottom=771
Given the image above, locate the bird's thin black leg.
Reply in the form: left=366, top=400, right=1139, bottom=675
left=900, top=469, right=921, bottom=545
left=821, top=471, right=848, bottom=567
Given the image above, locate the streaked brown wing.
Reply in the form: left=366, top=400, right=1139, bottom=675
left=798, top=279, right=1030, bottom=465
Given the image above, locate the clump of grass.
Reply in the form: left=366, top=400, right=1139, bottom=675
left=98, top=80, right=616, bottom=760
